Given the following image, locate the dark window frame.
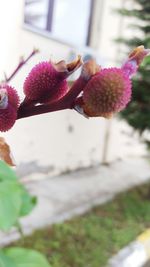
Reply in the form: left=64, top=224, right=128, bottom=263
left=46, top=0, right=54, bottom=31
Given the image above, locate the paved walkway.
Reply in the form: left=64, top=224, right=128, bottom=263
left=144, top=262, right=150, bottom=267
left=0, top=157, right=150, bottom=247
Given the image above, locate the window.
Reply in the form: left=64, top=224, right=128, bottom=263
left=24, top=0, right=93, bottom=46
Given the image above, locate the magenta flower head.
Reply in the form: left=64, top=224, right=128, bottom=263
left=74, top=46, right=150, bottom=118
left=80, top=68, right=131, bottom=118
left=23, top=56, right=82, bottom=104
left=0, top=85, right=20, bottom=132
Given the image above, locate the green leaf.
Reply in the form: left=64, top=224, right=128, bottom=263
left=142, top=55, right=150, bottom=66
left=0, top=161, right=37, bottom=230
left=4, top=247, right=51, bottom=267
left=0, top=181, right=37, bottom=230
left=0, top=161, right=18, bottom=181
left=19, top=188, right=37, bottom=217
left=0, top=251, right=16, bottom=267
left=0, top=160, right=37, bottom=230
left=0, top=181, right=22, bottom=231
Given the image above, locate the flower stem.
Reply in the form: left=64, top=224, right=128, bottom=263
left=17, top=76, right=87, bottom=119
left=4, top=49, right=39, bottom=83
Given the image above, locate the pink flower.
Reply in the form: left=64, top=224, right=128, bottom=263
left=80, top=68, right=131, bottom=118
left=24, top=57, right=82, bottom=104
left=0, top=86, right=20, bottom=132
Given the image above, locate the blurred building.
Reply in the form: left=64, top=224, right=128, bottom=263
left=0, top=0, right=146, bottom=175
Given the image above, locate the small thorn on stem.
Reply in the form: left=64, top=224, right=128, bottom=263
left=3, top=72, right=7, bottom=81
left=19, top=56, right=24, bottom=63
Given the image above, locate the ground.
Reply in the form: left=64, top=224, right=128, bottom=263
left=10, top=182, right=150, bottom=267
left=144, top=262, right=150, bottom=267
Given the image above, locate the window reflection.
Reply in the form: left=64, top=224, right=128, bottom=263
left=24, top=0, right=93, bottom=46
left=24, top=0, right=49, bottom=30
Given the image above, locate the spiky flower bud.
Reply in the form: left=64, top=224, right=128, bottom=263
left=23, top=56, right=82, bottom=104
left=76, top=68, right=131, bottom=118
left=0, top=86, right=20, bottom=132
left=1, top=85, right=20, bottom=109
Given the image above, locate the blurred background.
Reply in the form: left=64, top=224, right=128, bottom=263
left=1, top=1, right=150, bottom=267
left=0, top=0, right=147, bottom=176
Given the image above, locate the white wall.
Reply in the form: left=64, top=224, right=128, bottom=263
left=0, top=0, right=146, bottom=176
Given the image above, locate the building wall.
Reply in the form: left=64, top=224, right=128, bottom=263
left=0, top=0, right=146, bottom=176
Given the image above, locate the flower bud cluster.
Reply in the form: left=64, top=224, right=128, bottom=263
left=0, top=46, right=149, bottom=131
